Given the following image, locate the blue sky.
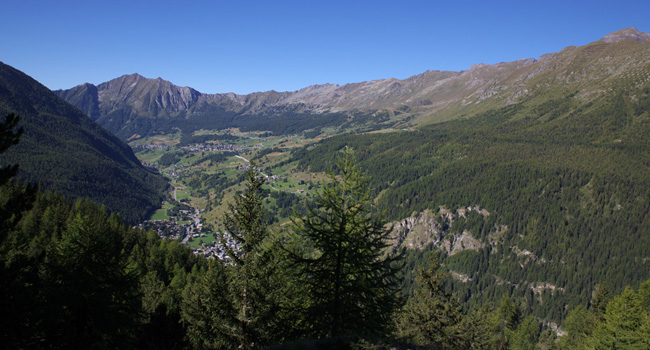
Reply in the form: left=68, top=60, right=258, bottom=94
left=1, top=0, right=649, bottom=94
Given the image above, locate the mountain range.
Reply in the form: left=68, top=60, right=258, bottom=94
left=0, top=62, right=167, bottom=223
left=56, top=27, right=650, bottom=140
left=284, top=27, right=650, bottom=323
left=0, top=26, right=648, bottom=334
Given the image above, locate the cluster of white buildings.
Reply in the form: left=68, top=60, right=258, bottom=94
left=180, top=143, right=242, bottom=152
left=134, top=143, right=170, bottom=150
left=191, top=233, right=238, bottom=260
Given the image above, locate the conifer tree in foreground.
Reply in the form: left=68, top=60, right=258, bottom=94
left=0, top=113, right=22, bottom=187
left=0, top=113, right=35, bottom=242
left=396, top=257, right=463, bottom=348
left=182, top=259, right=236, bottom=349
left=589, top=285, right=650, bottom=350
left=287, top=148, right=403, bottom=339
left=219, top=163, right=278, bottom=348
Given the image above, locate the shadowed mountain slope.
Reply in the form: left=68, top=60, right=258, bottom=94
left=0, top=62, right=167, bottom=223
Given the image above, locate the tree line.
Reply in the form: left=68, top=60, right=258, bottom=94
left=289, top=85, right=650, bottom=324
left=2, top=112, right=650, bottom=348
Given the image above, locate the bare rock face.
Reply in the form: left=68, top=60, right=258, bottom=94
left=443, top=231, right=485, bottom=256
left=600, top=27, right=650, bottom=43
left=390, top=205, right=490, bottom=252
left=391, top=209, right=444, bottom=250
left=97, top=73, right=203, bottom=115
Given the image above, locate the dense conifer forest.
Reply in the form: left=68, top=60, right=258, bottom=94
left=0, top=63, right=167, bottom=224
left=288, top=85, right=650, bottom=324
left=2, top=31, right=650, bottom=349
left=2, top=112, right=650, bottom=348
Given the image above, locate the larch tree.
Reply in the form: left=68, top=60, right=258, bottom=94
left=181, top=259, right=236, bottom=349
left=286, top=148, right=403, bottom=339
left=219, top=163, right=278, bottom=348
left=396, top=257, right=464, bottom=348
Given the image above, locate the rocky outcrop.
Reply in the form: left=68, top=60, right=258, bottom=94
left=600, top=27, right=650, bottom=43
left=390, top=206, right=489, bottom=254
left=391, top=209, right=444, bottom=250
left=442, top=231, right=485, bottom=256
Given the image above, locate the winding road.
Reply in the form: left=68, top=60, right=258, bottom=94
left=234, top=155, right=280, bottom=191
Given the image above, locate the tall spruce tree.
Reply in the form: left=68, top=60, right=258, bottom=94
left=556, top=305, right=595, bottom=350
left=0, top=113, right=35, bottom=241
left=287, top=148, right=403, bottom=339
left=43, top=208, right=140, bottom=348
left=591, top=283, right=612, bottom=323
left=181, top=260, right=236, bottom=349
left=590, top=286, right=649, bottom=350
left=490, top=296, right=523, bottom=350
left=0, top=113, right=37, bottom=347
left=396, top=257, right=464, bottom=348
left=511, top=315, right=540, bottom=350
left=219, top=163, right=278, bottom=348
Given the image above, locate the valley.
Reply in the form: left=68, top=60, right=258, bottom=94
left=89, top=28, right=650, bottom=324
left=131, top=128, right=329, bottom=257
left=2, top=27, right=650, bottom=349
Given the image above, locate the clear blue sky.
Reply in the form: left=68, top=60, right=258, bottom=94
left=1, top=0, right=649, bottom=94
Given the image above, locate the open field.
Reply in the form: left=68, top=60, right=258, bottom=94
left=148, top=201, right=174, bottom=221
left=131, top=129, right=326, bottom=229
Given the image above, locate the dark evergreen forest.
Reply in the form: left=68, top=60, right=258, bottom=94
left=289, top=86, right=650, bottom=325
left=0, top=63, right=167, bottom=224
left=2, top=110, right=649, bottom=348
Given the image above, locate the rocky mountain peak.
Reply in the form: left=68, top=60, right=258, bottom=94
left=600, top=27, right=650, bottom=43
left=93, top=73, right=202, bottom=115
left=55, top=27, right=650, bottom=141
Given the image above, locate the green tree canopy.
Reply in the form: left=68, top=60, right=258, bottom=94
left=396, top=256, right=464, bottom=348
left=286, top=148, right=403, bottom=339
left=219, top=163, right=279, bottom=348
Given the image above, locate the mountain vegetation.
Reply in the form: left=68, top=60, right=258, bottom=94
left=56, top=28, right=650, bottom=142
left=284, top=151, right=403, bottom=339
left=2, top=126, right=649, bottom=348
left=0, top=63, right=168, bottom=223
left=288, top=43, right=650, bottom=323
left=2, top=27, right=650, bottom=348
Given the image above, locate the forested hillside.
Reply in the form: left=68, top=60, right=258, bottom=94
left=2, top=142, right=648, bottom=349
left=0, top=63, right=167, bottom=223
left=290, top=76, right=650, bottom=323
left=3, top=27, right=650, bottom=349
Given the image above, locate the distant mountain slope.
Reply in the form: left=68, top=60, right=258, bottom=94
left=54, top=82, right=101, bottom=120
left=288, top=30, right=650, bottom=323
left=0, top=62, right=167, bottom=223
left=55, top=73, right=341, bottom=139
left=56, top=28, right=650, bottom=141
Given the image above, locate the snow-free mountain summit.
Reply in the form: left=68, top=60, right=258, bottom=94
left=56, top=28, right=650, bottom=141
